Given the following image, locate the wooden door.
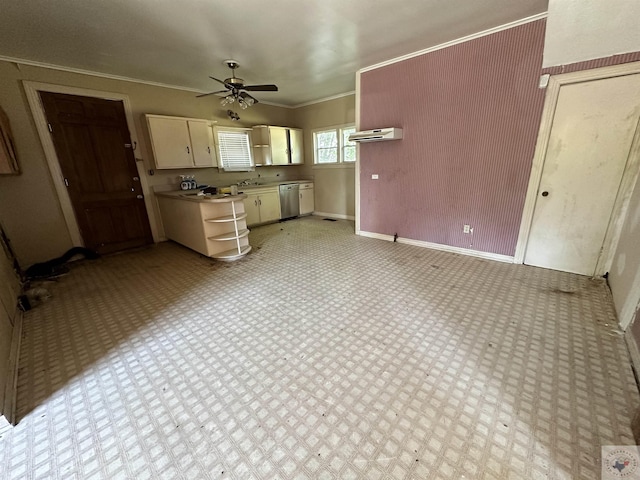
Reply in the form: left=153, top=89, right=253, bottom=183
left=524, top=74, right=640, bottom=275
left=40, top=92, right=153, bottom=254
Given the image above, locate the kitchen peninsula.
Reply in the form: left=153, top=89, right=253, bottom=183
left=156, top=191, right=251, bottom=261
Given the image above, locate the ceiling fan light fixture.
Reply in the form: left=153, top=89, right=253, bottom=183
left=200, top=61, right=277, bottom=106
left=220, top=95, right=235, bottom=106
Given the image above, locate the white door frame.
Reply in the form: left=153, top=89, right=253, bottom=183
left=354, top=70, right=362, bottom=235
left=514, top=61, right=640, bottom=276
left=22, top=81, right=160, bottom=246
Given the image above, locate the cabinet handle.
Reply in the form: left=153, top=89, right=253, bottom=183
left=186, top=146, right=190, bottom=154
left=136, top=194, right=143, bottom=199
left=259, top=199, right=262, bottom=205
left=254, top=199, right=258, bottom=206
left=207, top=146, right=211, bottom=154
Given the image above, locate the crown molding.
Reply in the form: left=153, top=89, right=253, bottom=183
left=292, top=91, right=356, bottom=109
left=359, top=12, right=548, bottom=73
left=0, top=55, right=292, bottom=108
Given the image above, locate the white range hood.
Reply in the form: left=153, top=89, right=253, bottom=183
left=348, top=127, right=403, bottom=143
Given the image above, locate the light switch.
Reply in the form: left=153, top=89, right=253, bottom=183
left=371, top=174, right=379, bottom=180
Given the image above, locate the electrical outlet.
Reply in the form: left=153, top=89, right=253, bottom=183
left=371, top=174, right=379, bottom=180
left=463, top=224, right=471, bottom=234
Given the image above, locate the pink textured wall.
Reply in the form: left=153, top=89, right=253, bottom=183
left=359, top=20, right=547, bottom=256
left=542, top=51, right=640, bottom=75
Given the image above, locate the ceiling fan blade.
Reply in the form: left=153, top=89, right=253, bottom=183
left=196, top=90, right=229, bottom=98
left=242, top=84, right=278, bottom=92
left=209, top=76, right=228, bottom=85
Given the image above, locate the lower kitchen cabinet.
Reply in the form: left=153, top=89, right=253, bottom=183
left=242, top=187, right=280, bottom=226
left=156, top=192, right=251, bottom=260
left=299, top=182, right=314, bottom=215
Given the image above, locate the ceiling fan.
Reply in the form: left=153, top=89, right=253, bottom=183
left=197, top=60, right=278, bottom=109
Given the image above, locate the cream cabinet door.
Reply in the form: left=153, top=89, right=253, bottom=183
left=289, top=128, right=304, bottom=164
left=147, top=116, right=193, bottom=168
left=259, top=191, right=281, bottom=223
left=244, top=194, right=261, bottom=226
left=188, top=120, right=215, bottom=167
left=299, top=186, right=314, bottom=215
left=269, top=127, right=289, bottom=165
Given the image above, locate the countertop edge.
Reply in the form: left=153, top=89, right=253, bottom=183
left=155, top=191, right=248, bottom=203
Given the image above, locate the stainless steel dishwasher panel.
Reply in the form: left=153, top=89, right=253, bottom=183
left=279, top=184, right=300, bottom=219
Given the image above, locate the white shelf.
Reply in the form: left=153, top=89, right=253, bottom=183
left=212, top=245, right=252, bottom=261
left=207, top=229, right=249, bottom=242
left=204, top=213, right=248, bottom=223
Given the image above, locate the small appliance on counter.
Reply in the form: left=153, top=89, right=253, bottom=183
left=179, top=175, right=198, bottom=190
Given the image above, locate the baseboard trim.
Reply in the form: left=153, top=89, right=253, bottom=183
left=1, top=306, right=23, bottom=431
left=313, top=212, right=356, bottom=221
left=357, top=231, right=515, bottom=263
left=626, top=329, right=640, bottom=381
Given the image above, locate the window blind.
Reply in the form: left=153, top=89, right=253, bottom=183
left=216, top=130, right=253, bottom=171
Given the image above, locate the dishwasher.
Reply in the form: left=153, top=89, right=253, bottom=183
left=279, top=183, right=300, bottom=219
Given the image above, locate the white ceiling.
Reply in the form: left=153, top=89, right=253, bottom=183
left=0, top=0, right=547, bottom=107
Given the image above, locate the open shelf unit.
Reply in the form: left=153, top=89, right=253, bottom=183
left=156, top=193, right=251, bottom=261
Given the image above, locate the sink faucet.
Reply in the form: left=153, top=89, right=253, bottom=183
left=237, top=179, right=253, bottom=186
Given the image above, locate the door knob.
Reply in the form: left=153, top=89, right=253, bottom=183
left=541, top=191, right=549, bottom=197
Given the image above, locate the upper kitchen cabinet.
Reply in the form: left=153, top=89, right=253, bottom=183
left=270, top=126, right=289, bottom=165
left=146, top=114, right=216, bottom=169
left=252, top=125, right=304, bottom=166
left=288, top=128, right=303, bottom=165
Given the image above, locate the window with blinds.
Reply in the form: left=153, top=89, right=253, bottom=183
left=215, top=127, right=254, bottom=171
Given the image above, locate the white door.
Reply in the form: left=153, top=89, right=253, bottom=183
left=524, top=73, right=640, bottom=275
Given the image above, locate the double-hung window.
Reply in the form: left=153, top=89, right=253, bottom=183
left=313, top=125, right=356, bottom=165
left=214, top=126, right=254, bottom=171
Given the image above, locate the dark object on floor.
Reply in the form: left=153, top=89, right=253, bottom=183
left=18, top=287, right=52, bottom=312
left=25, top=246, right=100, bottom=280
left=323, top=218, right=337, bottom=222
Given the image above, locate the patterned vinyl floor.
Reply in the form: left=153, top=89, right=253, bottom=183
left=0, top=217, right=638, bottom=479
